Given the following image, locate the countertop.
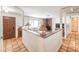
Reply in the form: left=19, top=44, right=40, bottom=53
left=22, top=26, right=62, bottom=38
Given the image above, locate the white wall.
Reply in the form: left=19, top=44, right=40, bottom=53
left=52, top=17, right=61, bottom=31
left=45, top=30, right=62, bottom=51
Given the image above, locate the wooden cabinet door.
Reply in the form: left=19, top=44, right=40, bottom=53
left=3, top=16, right=16, bottom=39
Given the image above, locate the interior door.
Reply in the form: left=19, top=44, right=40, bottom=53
left=3, top=16, right=16, bottom=39
left=71, top=17, right=78, bottom=32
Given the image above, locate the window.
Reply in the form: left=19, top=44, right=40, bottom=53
left=29, top=19, right=40, bottom=29
left=29, top=20, right=34, bottom=28
left=33, top=20, right=39, bottom=28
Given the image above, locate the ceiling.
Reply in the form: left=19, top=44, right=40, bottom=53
left=1, top=6, right=23, bottom=15
left=1, top=6, right=79, bottom=18
left=19, top=6, right=65, bottom=18
left=63, top=6, right=79, bottom=14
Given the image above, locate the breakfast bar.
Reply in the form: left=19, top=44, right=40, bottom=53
left=22, top=27, right=62, bottom=52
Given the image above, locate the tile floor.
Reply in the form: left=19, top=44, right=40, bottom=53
left=3, top=37, right=29, bottom=52
left=59, top=32, right=79, bottom=52
left=3, top=32, right=79, bottom=52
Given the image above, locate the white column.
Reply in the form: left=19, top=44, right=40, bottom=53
left=60, top=10, right=62, bottom=29
left=0, top=6, right=3, bottom=51
left=64, top=15, right=67, bottom=39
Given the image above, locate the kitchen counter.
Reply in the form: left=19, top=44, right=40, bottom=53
left=22, top=27, right=62, bottom=52
left=22, top=27, right=62, bottom=38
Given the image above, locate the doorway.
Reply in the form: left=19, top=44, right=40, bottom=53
left=3, top=16, right=16, bottom=39
left=18, top=27, right=22, bottom=37
left=71, top=17, right=78, bottom=32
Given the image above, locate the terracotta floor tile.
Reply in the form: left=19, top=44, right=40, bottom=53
left=71, top=37, right=75, bottom=39
left=7, top=39, right=11, bottom=42
left=3, top=32, right=79, bottom=52
left=67, top=49, right=75, bottom=52
left=75, top=45, right=79, bottom=52
left=63, top=40, right=69, bottom=44
left=65, top=38, right=70, bottom=41
left=3, top=37, right=28, bottom=52
left=6, top=47, right=12, bottom=52
left=76, top=37, right=79, bottom=40
left=3, top=40, right=6, bottom=44
left=18, top=40, right=23, bottom=46
left=12, top=41, right=17, bottom=45
left=19, top=44, right=25, bottom=49
left=12, top=44, right=19, bottom=49
left=12, top=38, right=16, bottom=42
left=59, top=45, right=67, bottom=51
left=17, top=38, right=22, bottom=41
left=20, top=48, right=27, bottom=52
left=63, top=44, right=69, bottom=48
left=59, top=32, right=79, bottom=52
left=59, top=48, right=67, bottom=52
left=13, top=47, right=20, bottom=52
left=6, top=44, right=12, bottom=48
left=76, top=41, right=79, bottom=44
left=69, top=42, right=75, bottom=49
left=7, top=41, right=12, bottom=45
left=3, top=40, right=7, bottom=47
left=68, top=34, right=71, bottom=37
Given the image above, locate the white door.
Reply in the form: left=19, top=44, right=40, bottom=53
left=0, top=6, right=3, bottom=51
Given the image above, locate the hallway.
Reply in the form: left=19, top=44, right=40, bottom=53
left=59, top=32, right=79, bottom=52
